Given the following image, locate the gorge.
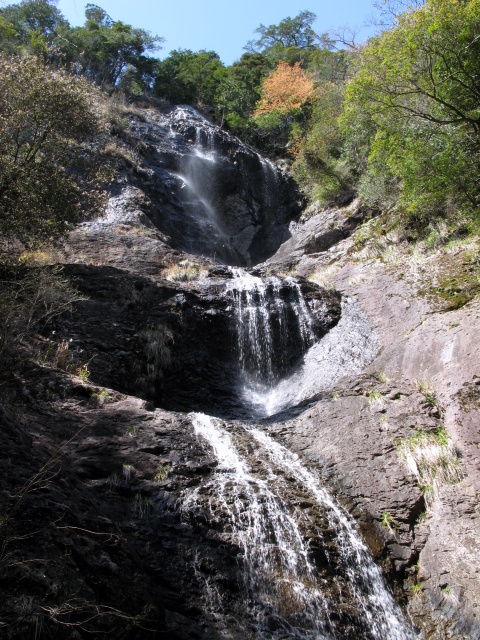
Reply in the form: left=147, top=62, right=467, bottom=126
left=1, top=103, right=479, bottom=640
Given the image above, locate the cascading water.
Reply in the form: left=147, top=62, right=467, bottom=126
left=147, top=104, right=302, bottom=264
left=186, top=413, right=415, bottom=639
left=246, top=296, right=380, bottom=417
left=181, top=269, right=415, bottom=638
left=159, top=105, right=413, bottom=639
left=227, top=269, right=316, bottom=390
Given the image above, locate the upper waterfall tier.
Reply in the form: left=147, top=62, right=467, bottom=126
left=103, top=105, right=302, bottom=266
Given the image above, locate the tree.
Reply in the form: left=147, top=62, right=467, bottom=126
left=216, top=52, right=272, bottom=130
left=67, top=5, right=163, bottom=90
left=0, top=0, right=67, bottom=56
left=254, top=61, right=315, bottom=115
left=250, top=61, right=315, bottom=156
left=154, top=49, right=226, bottom=107
left=0, top=0, right=65, bottom=40
left=293, top=82, right=352, bottom=200
left=349, top=0, right=480, bottom=135
left=0, top=55, right=106, bottom=247
left=248, top=11, right=318, bottom=53
left=344, top=0, right=480, bottom=215
left=246, top=11, right=320, bottom=66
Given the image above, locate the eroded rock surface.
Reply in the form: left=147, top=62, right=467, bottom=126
left=3, top=102, right=480, bottom=639
left=87, top=105, right=301, bottom=266
left=270, top=202, right=480, bottom=638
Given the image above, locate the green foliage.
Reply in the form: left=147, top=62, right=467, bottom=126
left=0, top=14, right=21, bottom=53
left=0, top=54, right=107, bottom=247
left=216, top=52, right=271, bottom=134
left=284, top=48, right=354, bottom=202
left=0, top=2, right=163, bottom=91
left=1, top=1, right=479, bottom=248
left=366, top=388, right=384, bottom=405
left=76, top=364, right=90, bottom=382
left=343, top=0, right=480, bottom=222
left=133, top=493, right=152, bottom=517
left=293, top=81, right=352, bottom=202
left=153, top=463, right=171, bottom=482
left=376, top=370, right=389, bottom=383
left=154, top=49, right=226, bottom=108
left=66, top=7, right=163, bottom=91
left=381, top=510, right=398, bottom=530
left=0, top=0, right=66, bottom=56
left=94, top=388, right=114, bottom=404
left=246, top=10, right=319, bottom=65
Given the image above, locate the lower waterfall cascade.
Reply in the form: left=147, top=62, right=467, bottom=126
left=181, top=268, right=416, bottom=639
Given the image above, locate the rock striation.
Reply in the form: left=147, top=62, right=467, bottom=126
left=2, top=102, right=479, bottom=639
left=96, top=105, right=302, bottom=266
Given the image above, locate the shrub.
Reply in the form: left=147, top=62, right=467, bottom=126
left=0, top=267, right=85, bottom=375
left=0, top=54, right=107, bottom=250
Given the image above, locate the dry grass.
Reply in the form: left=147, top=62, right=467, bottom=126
left=396, top=429, right=463, bottom=511
left=102, top=140, right=139, bottom=167
left=308, top=265, right=338, bottom=290
left=161, top=260, right=207, bottom=282
left=18, top=250, right=56, bottom=266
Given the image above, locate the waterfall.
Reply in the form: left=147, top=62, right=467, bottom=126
left=246, top=296, right=380, bottom=417
left=160, top=108, right=412, bottom=638
left=186, top=413, right=415, bottom=640
left=227, top=269, right=316, bottom=389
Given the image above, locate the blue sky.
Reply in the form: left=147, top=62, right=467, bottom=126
left=55, top=0, right=378, bottom=65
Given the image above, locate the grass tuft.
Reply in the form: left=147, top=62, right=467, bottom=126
left=161, top=260, right=207, bottom=282
left=396, top=428, right=463, bottom=511
left=153, top=463, right=171, bottom=482
left=308, top=265, right=338, bottom=290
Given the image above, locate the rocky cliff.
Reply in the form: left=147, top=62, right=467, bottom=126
left=1, top=104, right=479, bottom=639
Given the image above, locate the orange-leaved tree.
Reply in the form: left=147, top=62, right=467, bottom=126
left=254, top=61, right=315, bottom=116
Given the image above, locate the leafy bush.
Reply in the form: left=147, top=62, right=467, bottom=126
left=0, top=54, right=107, bottom=250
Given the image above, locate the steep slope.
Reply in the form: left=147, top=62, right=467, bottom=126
left=1, top=103, right=479, bottom=639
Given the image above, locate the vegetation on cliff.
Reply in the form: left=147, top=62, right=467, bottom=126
left=1, top=0, right=478, bottom=252
left=0, top=0, right=479, bottom=334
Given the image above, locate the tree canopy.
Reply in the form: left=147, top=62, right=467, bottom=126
left=247, top=11, right=318, bottom=53
left=0, top=1, right=163, bottom=90
left=344, top=0, right=480, bottom=215
left=154, top=49, right=226, bottom=106
left=0, top=54, right=106, bottom=246
left=0, top=0, right=479, bottom=245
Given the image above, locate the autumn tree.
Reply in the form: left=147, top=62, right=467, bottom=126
left=254, top=61, right=314, bottom=116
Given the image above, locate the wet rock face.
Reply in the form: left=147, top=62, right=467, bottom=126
left=54, top=265, right=340, bottom=418
left=114, top=105, right=301, bottom=266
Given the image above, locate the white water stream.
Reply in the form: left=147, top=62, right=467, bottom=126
left=183, top=270, right=415, bottom=638
left=187, top=413, right=415, bottom=639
